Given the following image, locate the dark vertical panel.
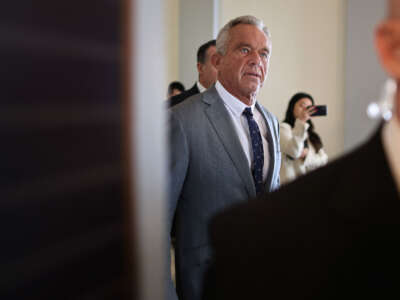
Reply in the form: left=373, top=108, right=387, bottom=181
left=121, top=0, right=138, bottom=298
left=0, top=1, right=132, bottom=299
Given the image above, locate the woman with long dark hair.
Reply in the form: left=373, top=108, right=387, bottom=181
left=280, top=92, right=328, bottom=184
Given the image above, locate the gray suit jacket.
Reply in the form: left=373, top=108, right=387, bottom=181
left=168, top=85, right=281, bottom=300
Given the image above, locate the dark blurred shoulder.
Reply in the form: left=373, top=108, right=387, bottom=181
left=211, top=126, right=386, bottom=234
left=168, top=83, right=199, bottom=107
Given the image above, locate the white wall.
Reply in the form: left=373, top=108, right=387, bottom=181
left=165, top=0, right=219, bottom=92
left=345, top=0, right=386, bottom=151
left=133, top=0, right=167, bottom=299
left=165, top=0, right=180, bottom=91
left=179, top=0, right=219, bottom=87
left=220, top=0, right=346, bottom=159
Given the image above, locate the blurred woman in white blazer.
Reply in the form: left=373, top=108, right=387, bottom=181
left=280, top=92, right=328, bottom=184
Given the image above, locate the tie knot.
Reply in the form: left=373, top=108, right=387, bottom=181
left=243, top=107, right=253, bottom=117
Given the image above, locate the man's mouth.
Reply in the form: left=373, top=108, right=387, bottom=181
left=244, top=72, right=261, bottom=79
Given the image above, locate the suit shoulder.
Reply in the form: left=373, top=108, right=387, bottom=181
left=211, top=129, right=387, bottom=255
left=213, top=142, right=363, bottom=230
left=169, top=92, right=205, bottom=117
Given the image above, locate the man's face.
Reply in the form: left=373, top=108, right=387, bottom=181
left=215, top=24, right=271, bottom=104
left=198, top=46, right=218, bottom=89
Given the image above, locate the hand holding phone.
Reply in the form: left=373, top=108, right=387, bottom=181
left=310, top=105, right=327, bottom=117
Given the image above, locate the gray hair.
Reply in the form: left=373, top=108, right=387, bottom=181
left=216, top=15, right=271, bottom=55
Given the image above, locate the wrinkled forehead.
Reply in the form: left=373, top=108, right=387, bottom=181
left=229, top=24, right=271, bottom=50
left=388, top=0, right=400, bottom=18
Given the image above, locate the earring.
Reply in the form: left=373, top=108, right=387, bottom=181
left=367, top=78, right=395, bottom=121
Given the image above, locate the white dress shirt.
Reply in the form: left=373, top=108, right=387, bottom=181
left=382, top=114, right=400, bottom=195
left=215, top=80, right=270, bottom=182
left=196, top=81, right=206, bottom=93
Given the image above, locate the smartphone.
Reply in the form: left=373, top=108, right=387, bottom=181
left=311, top=105, right=327, bottom=117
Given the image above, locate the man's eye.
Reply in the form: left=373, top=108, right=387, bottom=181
left=240, top=48, right=249, bottom=54
left=260, top=52, right=269, bottom=58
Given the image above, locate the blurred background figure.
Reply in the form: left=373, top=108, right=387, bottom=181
left=168, top=39, right=217, bottom=107
left=167, top=81, right=186, bottom=98
left=280, top=92, right=328, bottom=184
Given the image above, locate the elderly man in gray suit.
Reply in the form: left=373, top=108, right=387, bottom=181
left=168, top=15, right=281, bottom=300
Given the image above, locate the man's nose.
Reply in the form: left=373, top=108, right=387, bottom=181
left=248, top=51, right=262, bottom=66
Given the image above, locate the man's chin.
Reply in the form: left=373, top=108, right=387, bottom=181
left=241, top=76, right=261, bottom=87
left=242, top=85, right=260, bottom=96
left=237, top=90, right=259, bottom=104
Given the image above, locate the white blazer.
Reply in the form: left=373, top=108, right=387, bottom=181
left=280, top=119, right=328, bottom=184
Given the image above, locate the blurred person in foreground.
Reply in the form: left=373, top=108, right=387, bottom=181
left=169, top=40, right=217, bottom=107
left=210, top=1, right=400, bottom=299
left=280, top=92, right=328, bottom=184
left=167, top=81, right=186, bottom=98
left=168, top=15, right=281, bottom=300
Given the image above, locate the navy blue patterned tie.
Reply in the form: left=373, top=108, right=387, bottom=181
left=243, top=107, right=264, bottom=195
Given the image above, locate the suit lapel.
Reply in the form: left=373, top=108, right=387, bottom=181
left=203, top=87, right=256, bottom=198
left=256, top=102, right=277, bottom=192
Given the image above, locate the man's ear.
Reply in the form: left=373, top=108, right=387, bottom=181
left=375, top=20, right=400, bottom=78
left=197, top=62, right=203, bottom=75
left=210, top=52, right=221, bottom=70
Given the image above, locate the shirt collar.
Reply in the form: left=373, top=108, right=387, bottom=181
left=382, top=114, right=400, bottom=195
left=215, top=80, right=256, bottom=117
left=196, top=81, right=207, bottom=93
